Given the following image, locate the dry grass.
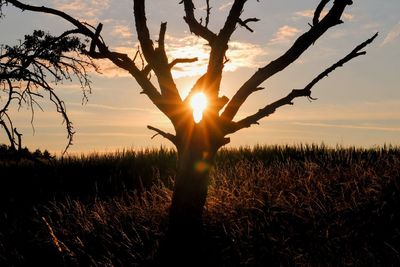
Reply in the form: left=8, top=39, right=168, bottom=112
left=1, top=145, right=399, bottom=266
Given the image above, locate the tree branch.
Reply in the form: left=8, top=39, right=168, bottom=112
left=89, top=23, right=103, bottom=53
left=133, top=0, right=155, bottom=61
left=169, top=57, right=198, bottom=69
left=314, top=0, right=331, bottom=26
left=226, top=32, right=378, bottom=134
left=205, top=0, right=211, bottom=28
left=238, top=17, right=260, bottom=33
left=158, top=22, right=167, bottom=50
left=218, top=0, right=247, bottom=43
left=134, top=0, right=183, bottom=118
left=221, top=0, right=353, bottom=122
left=202, top=0, right=248, bottom=104
left=6, top=0, right=95, bottom=39
left=7, top=0, right=179, bottom=126
left=180, top=0, right=217, bottom=43
left=147, top=125, right=177, bottom=145
left=0, top=119, right=16, bottom=150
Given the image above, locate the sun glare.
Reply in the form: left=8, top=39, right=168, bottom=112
left=190, top=92, right=208, bottom=123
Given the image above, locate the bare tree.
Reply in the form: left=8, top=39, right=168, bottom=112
left=1, top=0, right=377, bottom=259
left=0, top=29, right=95, bottom=154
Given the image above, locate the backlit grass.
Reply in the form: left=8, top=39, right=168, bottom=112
left=0, top=145, right=399, bottom=266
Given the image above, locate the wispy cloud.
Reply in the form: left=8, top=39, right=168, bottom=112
left=91, top=34, right=266, bottom=79
left=50, top=0, right=111, bottom=21
left=68, top=102, right=156, bottom=113
left=77, top=132, right=149, bottom=137
left=381, top=22, right=400, bottom=46
left=110, top=24, right=133, bottom=40
left=264, top=100, right=400, bottom=122
left=224, top=42, right=267, bottom=71
left=293, top=122, right=400, bottom=133
left=295, top=9, right=354, bottom=22
left=219, top=2, right=233, bottom=11
left=166, top=35, right=210, bottom=78
left=167, top=35, right=266, bottom=78
left=269, top=25, right=300, bottom=44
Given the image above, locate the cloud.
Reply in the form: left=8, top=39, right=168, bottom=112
left=68, top=102, right=156, bottom=113
left=224, top=42, right=267, bottom=71
left=295, top=9, right=354, bottom=22
left=165, top=35, right=210, bottom=78
left=50, top=0, right=111, bottom=20
left=110, top=24, right=133, bottom=40
left=91, top=34, right=267, bottom=79
left=262, top=100, right=400, bottom=123
left=269, top=25, right=300, bottom=44
left=219, top=2, right=233, bottom=11
left=293, top=122, right=400, bottom=133
left=381, top=22, right=400, bottom=46
left=166, top=35, right=266, bottom=78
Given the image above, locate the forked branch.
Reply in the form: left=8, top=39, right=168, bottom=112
left=314, top=0, right=331, bottom=26
left=221, top=0, right=353, bottom=122
left=6, top=0, right=178, bottom=123
left=134, top=0, right=183, bottom=114
left=227, top=32, right=378, bottom=134
left=180, top=0, right=217, bottom=42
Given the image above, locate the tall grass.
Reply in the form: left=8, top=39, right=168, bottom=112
left=0, top=145, right=399, bottom=266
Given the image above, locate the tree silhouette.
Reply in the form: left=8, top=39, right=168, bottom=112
left=0, top=29, right=95, bottom=153
left=1, top=0, right=377, bottom=262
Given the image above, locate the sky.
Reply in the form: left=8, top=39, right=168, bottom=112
left=0, top=0, right=399, bottom=154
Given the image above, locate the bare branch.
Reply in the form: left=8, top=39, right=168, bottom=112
left=219, top=0, right=247, bottom=43
left=147, top=125, right=177, bottom=145
left=227, top=33, right=378, bottom=134
left=205, top=0, right=211, bottom=28
left=0, top=29, right=94, bottom=153
left=303, top=32, right=378, bottom=94
left=158, top=22, right=167, bottom=50
left=7, top=1, right=159, bottom=96
left=0, top=79, right=13, bottom=114
left=133, top=0, right=155, bottom=61
left=0, top=119, right=16, bottom=150
left=6, top=0, right=178, bottom=125
left=215, top=95, right=229, bottom=112
left=13, top=127, right=22, bottom=150
left=238, top=17, right=260, bottom=33
left=221, top=0, right=353, bottom=122
left=134, top=0, right=183, bottom=118
left=181, top=0, right=217, bottom=42
left=314, top=0, right=331, bottom=26
left=142, top=64, right=152, bottom=77
left=89, top=23, right=103, bottom=53
left=169, top=57, right=198, bottom=69
left=6, top=0, right=95, bottom=38
left=200, top=0, right=247, bottom=100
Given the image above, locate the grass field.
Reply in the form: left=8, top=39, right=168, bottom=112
left=0, top=145, right=399, bottom=266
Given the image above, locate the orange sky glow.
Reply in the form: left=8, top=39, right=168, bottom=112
left=1, top=0, right=399, bottom=155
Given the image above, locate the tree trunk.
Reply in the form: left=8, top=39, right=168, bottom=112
left=169, top=146, right=214, bottom=236
left=158, top=123, right=219, bottom=265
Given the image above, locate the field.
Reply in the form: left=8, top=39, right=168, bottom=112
left=0, top=145, right=400, bottom=266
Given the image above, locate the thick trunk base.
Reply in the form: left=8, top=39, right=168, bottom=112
left=157, top=142, right=216, bottom=265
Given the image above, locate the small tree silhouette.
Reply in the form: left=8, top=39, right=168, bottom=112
left=0, top=29, right=96, bottom=153
left=1, top=0, right=377, bottom=261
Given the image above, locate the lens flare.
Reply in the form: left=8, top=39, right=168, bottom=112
left=190, top=92, right=207, bottom=123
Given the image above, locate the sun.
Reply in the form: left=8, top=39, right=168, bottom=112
left=190, top=92, right=208, bottom=123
